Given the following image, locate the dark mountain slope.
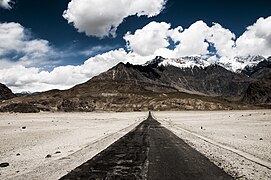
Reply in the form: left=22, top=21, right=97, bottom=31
left=74, top=62, right=178, bottom=94
left=154, top=65, right=249, bottom=98
left=242, top=59, right=271, bottom=77
left=242, top=69, right=271, bottom=106
left=0, top=83, right=15, bottom=100
left=83, top=61, right=250, bottom=98
left=241, top=58, right=271, bottom=106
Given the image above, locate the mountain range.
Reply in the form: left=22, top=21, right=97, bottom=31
left=0, top=55, right=270, bottom=112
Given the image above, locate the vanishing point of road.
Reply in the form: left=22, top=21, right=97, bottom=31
left=60, top=112, right=233, bottom=180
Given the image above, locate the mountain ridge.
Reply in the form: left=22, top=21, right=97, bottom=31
left=145, top=55, right=270, bottom=73
left=0, top=56, right=270, bottom=112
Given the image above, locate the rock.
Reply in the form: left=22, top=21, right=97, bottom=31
left=16, top=153, right=20, bottom=156
left=0, top=162, right=9, bottom=168
left=259, top=138, right=263, bottom=140
left=200, top=126, right=203, bottom=130
left=22, top=126, right=26, bottom=129
left=55, top=151, right=61, bottom=154
left=45, top=154, right=52, bottom=158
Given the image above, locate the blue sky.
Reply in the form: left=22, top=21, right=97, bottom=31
left=0, top=0, right=271, bottom=92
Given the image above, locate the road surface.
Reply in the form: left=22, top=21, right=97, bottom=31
left=60, top=112, right=233, bottom=180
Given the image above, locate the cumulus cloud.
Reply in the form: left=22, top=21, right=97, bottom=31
left=172, top=21, right=210, bottom=57
left=0, top=0, right=13, bottom=9
left=124, top=21, right=210, bottom=57
left=63, top=0, right=167, bottom=38
left=0, top=22, right=55, bottom=68
left=207, top=23, right=236, bottom=58
left=124, top=17, right=271, bottom=59
left=124, top=22, right=172, bottom=56
left=235, top=16, right=271, bottom=57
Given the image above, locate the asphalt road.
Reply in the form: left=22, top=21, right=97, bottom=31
left=60, top=113, right=233, bottom=180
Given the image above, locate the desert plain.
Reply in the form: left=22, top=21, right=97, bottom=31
left=0, top=110, right=270, bottom=180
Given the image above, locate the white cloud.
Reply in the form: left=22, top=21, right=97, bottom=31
left=235, top=16, right=271, bottom=57
left=124, top=22, right=172, bottom=56
left=124, top=17, right=271, bottom=59
left=207, top=23, right=236, bottom=58
left=124, top=20, right=211, bottom=58
left=63, top=0, right=167, bottom=38
left=172, top=21, right=210, bottom=57
left=0, top=22, right=54, bottom=68
left=0, top=0, right=13, bottom=9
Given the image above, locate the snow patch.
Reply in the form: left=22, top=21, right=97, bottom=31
left=146, top=55, right=267, bottom=72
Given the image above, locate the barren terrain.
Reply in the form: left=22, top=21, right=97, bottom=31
left=0, top=112, right=146, bottom=179
left=0, top=110, right=270, bottom=180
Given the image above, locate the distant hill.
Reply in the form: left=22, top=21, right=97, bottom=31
left=0, top=56, right=270, bottom=112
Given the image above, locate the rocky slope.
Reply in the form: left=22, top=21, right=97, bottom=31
left=242, top=59, right=271, bottom=107
left=0, top=83, right=15, bottom=100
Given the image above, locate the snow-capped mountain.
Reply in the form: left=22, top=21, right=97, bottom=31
left=1, top=55, right=270, bottom=112
left=218, top=55, right=267, bottom=72
left=145, top=55, right=268, bottom=73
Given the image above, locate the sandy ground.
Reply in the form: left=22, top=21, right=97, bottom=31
left=153, top=110, right=271, bottom=180
left=0, top=112, right=147, bottom=179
